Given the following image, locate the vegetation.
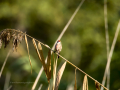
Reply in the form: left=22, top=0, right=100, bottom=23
left=0, top=0, right=120, bottom=90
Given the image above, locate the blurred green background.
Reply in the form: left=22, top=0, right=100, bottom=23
left=0, top=0, right=120, bottom=90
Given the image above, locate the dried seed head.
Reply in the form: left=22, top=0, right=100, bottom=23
left=18, top=33, right=23, bottom=43
left=7, top=33, right=10, bottom=41
left=4, top=32, right=11, bottom=48
left=13, top=36, right=18, bottom=51
left=0, top=29, right=23, bottom=50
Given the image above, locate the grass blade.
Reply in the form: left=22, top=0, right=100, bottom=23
left=102, top=0, right=110, bottom=89
left=83, top=75, right=88, bottom=90
left=32, top=38, right=47, bottom=73
left=47, top=49, right=51, bottom=83
left=74, top=68, right=77, bottom=90
left=0, top=50, right=11, bottom=78
left=25, top=34, right=32, bottom=74
left=38, top=42, right=45, bottom=65
left=7, top=85, right=12, bottom=90
left=52, top=54, right=58, bottom=90
left=55, top=61, right=66, bottom=90
left=38, top=84, right=43, bottom=90
left=48, top=83, right=50, bottom=90
left=4, top=72, right=11, bottom=90
left=95, top=82, right=100, bottom=90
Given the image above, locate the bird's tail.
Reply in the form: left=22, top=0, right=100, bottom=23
left=58, top=55, right=59, bottom=59
left=54, top=51, right=60, bottom=59
left=57, top=53, right=60, bottom=59
left=54, top=50, right=56, bottom=53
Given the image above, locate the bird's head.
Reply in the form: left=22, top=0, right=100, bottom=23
left=57, top=40, right=61, bottom=43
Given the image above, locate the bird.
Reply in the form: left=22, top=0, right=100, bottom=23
left=54, top=40, right=62, bottom=58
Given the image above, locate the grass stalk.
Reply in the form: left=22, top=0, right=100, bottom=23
left=101, top=0, right=110, bottom=89
left=53, top=56, right=58, bottom=90
left=38, top=84, right=43, bottom=90
left=101, top=20, right=120, bottom=90
left=4, top=72, right=11, bottom=90
left=0, top=50, right=11, bottom=78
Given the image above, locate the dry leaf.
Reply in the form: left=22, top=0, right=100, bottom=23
left=47, top=49, right=51, bottom=83
left=25, top=34, right=32, bottom=74
left=32, top=39, right=47, bottom=73
left=38, top=42, right=45, bottom=60
left=83, top=75, right=88, bottom=90
left=55, top=61, right=66, bottom=90
left=38, top=42, right=46, bottom=71
left=95, top=82, right=100, bottom=90
left=52, top=53, right=56, bottom=90
left=74, top=68, right=77, bottom=90
left=47, top=83, right=50, bottom=90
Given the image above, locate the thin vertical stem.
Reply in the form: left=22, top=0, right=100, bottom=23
left=0, top=50, right=11, bottom=78
left=101, top=0, right=110, bottom=90
left=101, top=20, right=120, bottom=90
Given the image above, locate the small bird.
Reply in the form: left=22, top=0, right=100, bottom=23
left=54, top=40, right=62, bottom=58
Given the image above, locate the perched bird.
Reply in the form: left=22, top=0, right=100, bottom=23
left=54, top=40, right=62, bottom=58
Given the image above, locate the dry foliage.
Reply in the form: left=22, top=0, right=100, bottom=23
left=25, top=34, right=32, bottom=74
left=95, top=82, right=100, bottom=90
left=46, top=49, right=51, bottom=82
left=74, top=69, right=77, bottom=90
left=32, top=39, right=52, bottom=82
left=55, top=61, right=66, bottom=90
left=0, top=29, right=23, bottom=50
left=83, top=75, right=88, bottom=90
left=32, top=38, right=47, bottom=73
left=52, top=53, right=56, bottom=90
left=38, top=84, right=43, bottom=90
left=38, top=42, right=45, bottom=64
left=0, top=29, right=109, bottom=90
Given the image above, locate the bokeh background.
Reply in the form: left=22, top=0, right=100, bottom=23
left=0, top=0, right=120, bottom=90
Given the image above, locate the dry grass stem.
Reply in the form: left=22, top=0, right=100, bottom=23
left=104, top=0, right=109, bottom=58
left=101, top=20, right=120, bottom=90
left=32, top=66, right=44, bottom=90
left=7, top=85, right=12, bottom=90
left=52, top=54, right=56, bottom=90
left=38, top=84, right=43, bottom=90
left=102, top=0, right=110, bottom=89
left=52, top=54, right=58, bottom=90
left=0, top=50, right=11, bottom=78
left=48, top=83, right=50, bottom=90
left=25, top=34, right=32, bottom=74
left=74, top=68, right=77, bottom=90
left=95, top=82, right=100, bottom=90
left=83, top=75, right=88, bottom=90
left=55, top=61, right=66, bottom=90
left=4, top=72, right=11, bottom=90
left=46, top=49, right=51, bottom=83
